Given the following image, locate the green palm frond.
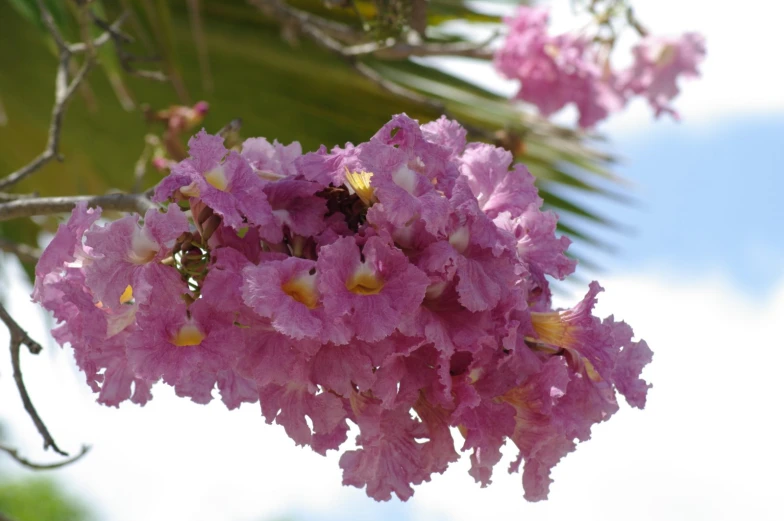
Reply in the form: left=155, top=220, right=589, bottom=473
left=0, top=0, right=630, bottom=280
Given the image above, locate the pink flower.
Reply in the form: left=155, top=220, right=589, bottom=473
left=242, top=257, right=325, bottom=340
left=420, top=115, right=467, bottom=159
left=610, top=320, right=654, bottom=408
left=36, top=268, right=152, bottom=407
left=458, top=142, right=540, bottom=219
left=529, top=281, right=617, bottom=379
left=261, top=179, right=327, bottom=243
left=241, top=137, right=302, bottom=179
left=494, top=206, right=576, bottom=281
left=84, top=206, right=189, bottom=308
left=126, top=295, right=244, bottom=404
left=340, top=395, right=430, bottom=501
left=495, top=6, right=625, bottom=128
left=32, top=201, right=101, bottom=301
left=416, top=179, right=518, bottom=313
left=154, top=130, right=276, bottom=231
left=619, top=33, right=706, bottom=118
left=32, top=115, right=652, bottom=505
left=317, top=236, right=430, bottom=342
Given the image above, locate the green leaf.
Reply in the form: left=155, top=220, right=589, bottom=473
left=0, top=477, right=92, bottom=521
left=6, top=0, right=68, bottom=30
left=0, top=0, right=635, bottom=274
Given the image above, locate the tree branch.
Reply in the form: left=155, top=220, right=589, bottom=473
left=0, top=303, right=71, bottom=456
left=252, top=0, right=496, bottom=140
left=0, top=193, right=156, bottom=222
left=0, top=2, right=99, bottom=191
left=90, top=11, right=168, bottom=82
left=343, top=39, right=496, bottom=59
left=0, top=443, right=90, bottom=470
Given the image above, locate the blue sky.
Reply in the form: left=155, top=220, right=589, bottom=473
left=569, top=114, right=784, bottom=298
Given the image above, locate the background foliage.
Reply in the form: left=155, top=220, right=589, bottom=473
left=0, top=0, right=628, bottom=281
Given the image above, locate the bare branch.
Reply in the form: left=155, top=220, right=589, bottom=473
left=0, top=238, right=41, bottom=264
left=68, top=11, right=131, bottom=53
left=0, top=302, right=71, bottom=455
left=90, top=11, right=169, bottom=82
left=251, top=0, right=497, bottom=140
left=0, top=4, right=97, bottom=191
left=0, top=304, right=42, bottom=356
left=68, top=30, right=113, bottom=52
left=0, top=443, right=90, bottom=470
left=36, top=0, right=68, bottom=52
left=342, top=38, right=495, bottom=59
left=0, top=193, right=156, bottom=222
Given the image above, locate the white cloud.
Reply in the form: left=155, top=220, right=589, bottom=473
left=2, top=258, right=783, bottom=521
left=421, top=0, right=784, bottom=135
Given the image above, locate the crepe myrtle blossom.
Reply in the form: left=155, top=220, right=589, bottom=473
left=618, top=32, right=707, bottom=118
left=495, top=6, right=704, bottom=127
left=34, top=113, right=651, bottom=502
left=494, top=6, right=625, bottom=128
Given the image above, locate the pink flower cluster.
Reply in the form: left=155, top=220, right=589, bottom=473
left=494, top=6, right=706, bottom=127
left=33, top=114, right=652, bottom=502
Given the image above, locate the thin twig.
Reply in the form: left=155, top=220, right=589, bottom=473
left=0, top=302, right=70, bottom=455
left=0, top=193, right=156, bottom=222
left=0, top=444, right=90, bottom=470
left=90, top=11, right=168, bottom=82
left=252, top=0, right=497, bottom=140
left=343, top=38, right=496, bottom=59
left=0, top=238, right=41, bottom=264
left=0, top=304, right=42, bottom=356
left=68, top=11, right=131, bottom=54
left=36, top=0, right=68, bottom=52
left=68, top=30, right=113, bottom=52
left=0, top=3, right=97, bottom=190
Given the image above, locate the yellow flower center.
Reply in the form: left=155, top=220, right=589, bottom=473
left=346, top=263, right=384, bottom=295
left=205, top=165, right=229, bottom=191
left=171, top=323, right=205, bottom=347
left=344, top=168, right=376, bottom=206
left=529, top=311, right=572, bottom=348
left=119, top=285, right=134, bottom=304
left=281, top=272, right=319, bottom=309
left=529, top=312, right=603, bottom=382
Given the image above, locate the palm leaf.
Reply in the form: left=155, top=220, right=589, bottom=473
left=0, top=0, right=632, bottom=280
